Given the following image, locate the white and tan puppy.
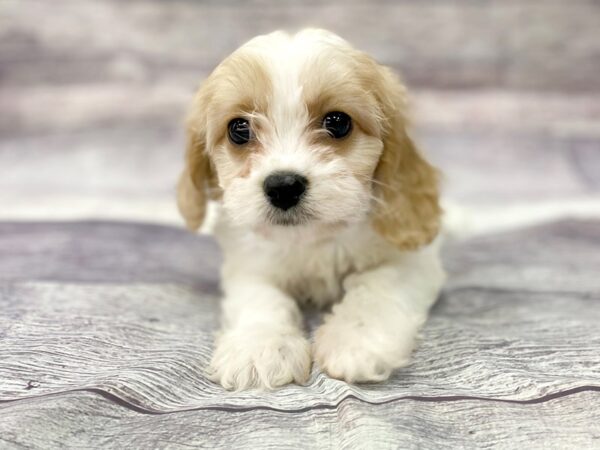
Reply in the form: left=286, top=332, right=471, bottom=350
left=178, top=29, right=445, bottom=390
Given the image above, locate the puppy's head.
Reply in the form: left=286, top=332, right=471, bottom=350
left=178, top=29, right=440, bottom=249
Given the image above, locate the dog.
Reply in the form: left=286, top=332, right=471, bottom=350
left=177, top=29, right=445, bottom=390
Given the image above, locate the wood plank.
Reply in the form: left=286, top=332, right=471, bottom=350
left=2, top=0, right=599, bottom=91
left=1, top=389, right=599, bottom=449
left=0, top=221, right=598, bottom=413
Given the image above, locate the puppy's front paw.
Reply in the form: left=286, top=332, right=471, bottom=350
left=313, top=314, right=417, bottom=383
left=208, top=328, right=311, bottom=390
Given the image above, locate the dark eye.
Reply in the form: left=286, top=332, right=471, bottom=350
left=322, top=111, right=352, bottom=139
left=227, top=118, right=252, bottom=145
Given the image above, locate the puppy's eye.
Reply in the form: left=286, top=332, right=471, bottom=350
left=322, top=111, right=352, bottom=139
left=228, top=118, right=252, bottom=145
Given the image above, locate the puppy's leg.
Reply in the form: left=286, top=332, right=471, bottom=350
left=208, top=277, right=311, bottom=390
left=313, top=250, right=445, bottom=383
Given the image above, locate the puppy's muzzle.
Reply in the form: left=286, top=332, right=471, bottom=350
left=263, top=171, right=308, bottom=211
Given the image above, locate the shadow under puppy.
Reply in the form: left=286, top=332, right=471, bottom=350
left=178, top=29, right=445, bottom=390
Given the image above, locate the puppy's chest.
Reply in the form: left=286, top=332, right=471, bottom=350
left=274, top=241, right=355, bottom=307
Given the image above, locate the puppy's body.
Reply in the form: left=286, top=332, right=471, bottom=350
left=216, top=210, right=441, bottom=308
left=178, top=29, right=445, bottom=390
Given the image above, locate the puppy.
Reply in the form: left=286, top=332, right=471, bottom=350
left=177, top=29, right=445, bottom=390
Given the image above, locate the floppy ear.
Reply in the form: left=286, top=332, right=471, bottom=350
left=371, top=67, right=442, bottom=250
left=177, top=103, right=220, bottom=231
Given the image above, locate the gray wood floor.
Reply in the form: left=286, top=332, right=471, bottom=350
left=1, top=1, right=600, bottom=448
left=1, top=220, right=599, bottom=448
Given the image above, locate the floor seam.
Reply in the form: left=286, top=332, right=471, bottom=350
left=1, top=385, right=599, bottom=416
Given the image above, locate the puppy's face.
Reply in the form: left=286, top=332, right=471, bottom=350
left=179, top=30, right=441, bottom=249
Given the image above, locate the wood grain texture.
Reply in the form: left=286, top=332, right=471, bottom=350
left=2, top=390, right=600, bottom=449
left=1, top=0, right=600, bottom=447
left=1, top=0, right=599, bottom=225
left=1, top=221, right=599, bottom=419
left=2, top=0, right=599, bottom=91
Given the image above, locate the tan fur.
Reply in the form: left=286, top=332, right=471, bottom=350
left=301, top=52, right=381, bottom=139
left=202, top=52, right=272, bottom=151
left=177, top=128, right=216, bottom=231
left=178, top=51, right=272, bottom=230
left=178, top=31, right=441, bottom=249
left=302, top=48, right=441, bottom=250
left=371, top=66, right=441, bottom=250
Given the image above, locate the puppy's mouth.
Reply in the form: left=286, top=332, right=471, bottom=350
left=265, top=206, right=314, bottom=227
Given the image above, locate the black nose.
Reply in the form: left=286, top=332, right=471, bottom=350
left=263, top=171, right=308, bottom=211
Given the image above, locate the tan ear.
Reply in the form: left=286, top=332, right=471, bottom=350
left=177, top=127, right=216, bottom=231
left=371, top=67, right=442, bottom=250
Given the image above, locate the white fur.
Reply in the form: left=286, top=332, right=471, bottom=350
left=198, top=30, right=446, bottom=390
left=209, top=206, right=445, bottom=390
